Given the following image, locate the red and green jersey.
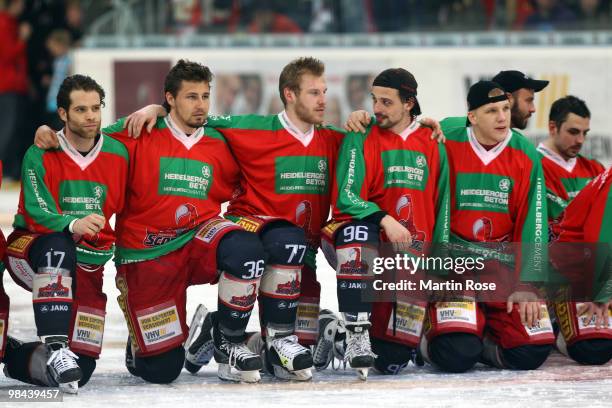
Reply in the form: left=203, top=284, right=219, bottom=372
left=332, top=121, right=450, bottom=249
left=207, top=112, right=344, bottom=266
left=103, top=116, right=240, bottom=264
left=537, top=143, right=605, bottom=222
left=13, top=131, right=128, bottom=265
left=0, top=160, right=5, bottom=271
left=555, top=169, right=612, bottom=302
left=441, top=119, right=548, bottom=282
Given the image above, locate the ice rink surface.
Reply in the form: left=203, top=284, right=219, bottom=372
left=0, top=189, right=611, bottom=408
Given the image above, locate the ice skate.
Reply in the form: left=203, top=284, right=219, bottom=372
left=312, top=309, right=346, bottom=371
left=184, top=304, right=215, bottom=374
left=45, top=337, right=82, bottom=394
left=343, top=313, right=376, bottom=381
left=266, top=328, right=313, bottom=381
left=213, top=325, right=262, bottom=383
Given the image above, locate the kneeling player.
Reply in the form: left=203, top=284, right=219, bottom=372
left=551, top=169, right=612, bottom=365
left=0, top=160, right=10, bottom=365
left=102, top=60, right=266, bottom=384
left=3, top=75, right=127, bottom=393
left=317, top=68, right=450, bottom=379
left=419, top=81, right=554, bottom=373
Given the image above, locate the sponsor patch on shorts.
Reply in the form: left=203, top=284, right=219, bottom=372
left=0, top=313, right=6, bottom=352
left=136, top=302, right=183, bottom=350
left=8, top=257, right=35, bottom=289
left=235, top=217, right=264, bottom=233
left=195, top=218, right=237, bottom=244
left=524, top=305, right=554, bottom=337
left=436, top=301, right=477, bottom=326
left=71, top=307, right=105, bottom=354
left=294, top=298, right=319, bottom=342
left=386, top=301, right=426, bottom=344
left=576, top=303, right=612, bottom=333
left=7, top=234, right=35, bottom=256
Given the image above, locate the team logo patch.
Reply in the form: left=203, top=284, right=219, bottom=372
left=498, top=178, right=511, bottom=192
left=37, top=277, right=70, bottom=298
left=195, top=218, right=236, bottom=244
left=338, top=248, right=369, bottom=275
left=416, top=155, right=426, bottom=168
left=318, top=160, right=327, bottom=173
left=230, top=283, right=258, bottom=307
left=296, top=200, right=312, bottom=230
left=71, top=308, right=105, bottom=353
left=396, top=195, right=426, bottom=252
left=472, top=217, right=493, bottom=241
left=136, top=303, right=183, bottom=348
left=276, top=278, right=300, bottom=296
left=175, top=203, right=198, bottom=230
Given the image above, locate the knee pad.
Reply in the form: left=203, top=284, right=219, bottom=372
left=371, top=337, right=413, bottom=375
left=77, top=354, right=96, bottom=387
left=567, top=338, right=612, bottom=365
left=29, top=232, right=76, bottom=275
left=217, top=230, right=266, bottom=279
left=501, top=344, right=552, bottom=370
left=429, top=333, right=482, bottom=373
left=135, top=346, right=184, bottom=384
left=260, top=222, right=307, bottom=266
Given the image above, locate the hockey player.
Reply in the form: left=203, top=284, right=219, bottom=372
left=491, top=70, right=549, bottom=131
left=537, top=96, right=604, bottom=230
left=125, top=57, right=343, bottom=381
left=315, top=68, right=450, bottom=379
left=33, top=60, right=267, bottom=384
left=3, top=75, right=128, bottom=393
left=550, top=169, right=612, bottom=365
left=536, top=96, right=608, bottom=366
left=125, top=58, right=445, bottom=381
left=346, top=70, right=549, bottom=134
left=0, top=160, right=8, bottom=364
left=419, top=81, right=554, bottom=373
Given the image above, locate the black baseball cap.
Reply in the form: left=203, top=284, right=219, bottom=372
left=492, top=70, right=549, bottom=93
left=468, top=81, right=508, bottom=111
left=466, top=81, right=509, bottom=126
left=372, top=68, right=421, bottom=116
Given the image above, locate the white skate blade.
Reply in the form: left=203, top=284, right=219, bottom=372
left=356, top=367, right=369, bottom=381
left=217, top=363, right=261, bottom=383
left=59, top=381, right=79, bottom=394
left=272, top=365, right=313, bottom=381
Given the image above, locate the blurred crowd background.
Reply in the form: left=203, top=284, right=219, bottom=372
left=1, top=0, right=611, bottom=182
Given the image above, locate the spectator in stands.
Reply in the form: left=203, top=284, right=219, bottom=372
left=573, top=0, right=610, bottom=29
left=45, top=29, right=72, bottom=130
left=0, top=0, right=29, bottom=181
left=524, top=0, right=577, bottom=30
left=246, top=0, right=302, bottom=33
